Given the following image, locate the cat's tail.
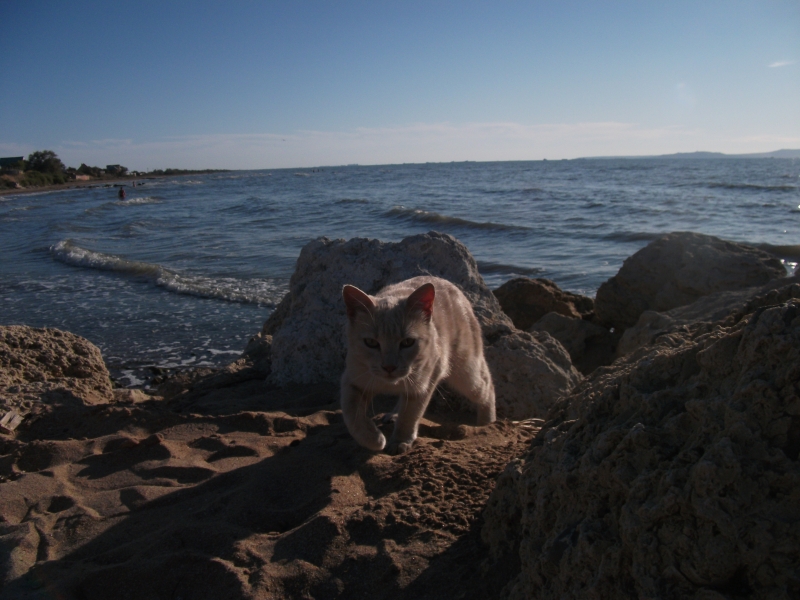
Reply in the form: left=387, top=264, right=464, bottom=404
left=340, top=375, right=386, bottom=451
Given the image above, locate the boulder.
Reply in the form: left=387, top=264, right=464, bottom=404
left=530, top=312, right=616, bottom=375
left=482, top=298, right=800, bottom=599
left=595, top=232, right=787, bottom=331
left=0, top=326, right=113, bottom=412
left=493, top=277, right=594, bottom=331
left=617, top=275, right=800, bottom=358
left=484, top=328, right=580, bottom=419
left=265, top=232, right=581, bottom=419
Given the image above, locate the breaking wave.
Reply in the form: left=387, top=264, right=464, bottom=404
left=602, top=231, right=663, bottom=243
left=114, top=196, right=162, bottom=206
left=476, top=261, right=543, bottom=276
left=50, top=240, right=285, bottom=305
left=386, top=206, right=529, bottom=231
left=704, top=182, right=797, bottom=192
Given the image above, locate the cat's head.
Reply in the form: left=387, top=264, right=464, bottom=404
left=342, top=282, right=435, bottom=385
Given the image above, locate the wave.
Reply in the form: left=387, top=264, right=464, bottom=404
left=114, top=196, right=162, bottom=206
left=476, top=260, right=543, bottom=276
left=386, top=206, right=529, bottom=232
left=705, top=182, right=797, bottom=192
left=50, top=240, right=285, bottom=305
left=85, top=197, right=162, bottom=214
left=335, top=198, right=371, bottom=205
left=602, top=231, right=663, bottom=243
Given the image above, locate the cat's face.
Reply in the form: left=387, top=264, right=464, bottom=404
left=343, top=283, right=435, bottom=388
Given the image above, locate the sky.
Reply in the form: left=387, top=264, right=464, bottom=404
left=1, top=1, right=798, bottom=169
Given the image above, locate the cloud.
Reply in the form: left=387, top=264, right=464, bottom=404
left=769, top=60, right=795, bottom=68
left=29, top=122, right=702, bottom=170
left=4, top=121, right=797, bottom=170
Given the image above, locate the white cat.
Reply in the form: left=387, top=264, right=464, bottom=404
left=340, top=276, right=496, bottom=454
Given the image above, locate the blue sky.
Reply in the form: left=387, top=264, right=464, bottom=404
left=1, top=1, right=798, bottom=169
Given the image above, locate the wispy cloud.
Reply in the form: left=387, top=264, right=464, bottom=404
left=768, top=60, right=795, bottom=68
left=41, top=122, right=702, bottom=169
left=4, top=121, right=796, bottom=170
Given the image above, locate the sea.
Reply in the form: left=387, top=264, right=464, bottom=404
left=1, top=158, right=798, bottom=387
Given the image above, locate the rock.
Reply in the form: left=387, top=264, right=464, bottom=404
left=484, top=328, right=581, bottom=419
left=530, top=312, right=616, bottom=374
left=0, top=326, right=113, bottom=411
left=617, top=275, right=800, bottom=358
left=266, top=232, right=580, bottom=418
left=595, top=232, right=787, bottom=331
left=482, top=298, right=800, bottom=599
left=112, top=389, right=152, bottom=404
left=493, top=277, right=594, bottom=331
left=240, top=331, right=273, bottom=378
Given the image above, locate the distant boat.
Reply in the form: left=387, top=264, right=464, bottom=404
left=293, top=173, right=311, bottom=177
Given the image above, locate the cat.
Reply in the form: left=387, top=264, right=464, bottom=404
left=340, top=275, right=496, bottom=454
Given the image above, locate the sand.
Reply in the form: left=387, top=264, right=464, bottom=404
left=1, top=376, right=535, bottom=599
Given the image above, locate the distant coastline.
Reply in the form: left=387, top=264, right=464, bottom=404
left=579, top=148, right=800, bottom=160
left=0, top=169, right=230, bottom=197
left=2, top=149, right=797, bottom=199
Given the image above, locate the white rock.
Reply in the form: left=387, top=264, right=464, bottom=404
left=267, top=232, right=581, bottom=418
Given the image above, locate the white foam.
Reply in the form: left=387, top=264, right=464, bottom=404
left=206, top=348, right=241, bottom=356
left=118, top=369, right=147, bottom=387
left=50, top=240, right=286, bottom=305
left=114, top=196, right=162, bottom=206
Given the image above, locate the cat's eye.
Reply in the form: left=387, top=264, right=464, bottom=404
left=399, top=338, right=415, bottom=348
left=364, top=338, right=379, bottom=349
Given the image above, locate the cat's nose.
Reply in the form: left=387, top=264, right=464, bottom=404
left=383, top=365, right=396, bottom=374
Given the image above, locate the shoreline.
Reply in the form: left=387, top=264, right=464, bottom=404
left=0, top=176, right=157, bottom=197
left=0, top=172, right=225, bottom=197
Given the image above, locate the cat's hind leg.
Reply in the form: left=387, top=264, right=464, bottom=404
left=445, top=356, right=496, bottom=426
left=340, top=374, right=386, bottom=451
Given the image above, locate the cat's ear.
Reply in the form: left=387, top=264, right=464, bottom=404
left=342, top=285, right=374, bottom=321
left=406, top=282, right=435, bottom=320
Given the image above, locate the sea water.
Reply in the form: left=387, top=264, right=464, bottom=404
left=1, top=159, right=798, bottom=385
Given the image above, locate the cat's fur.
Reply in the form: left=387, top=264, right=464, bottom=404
left=340, top=276, right=496, bottom=454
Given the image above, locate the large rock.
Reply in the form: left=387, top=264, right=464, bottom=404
left=0, top=326, right=113, bottom=412
left=493, top=277, right=594, bottom=331
left=482, top=298, right=800, bottom=599
left=595, top=232, right=787, bottom=331
left=484, top=328, right=580, bottom=419
left=617, top=275, right=800, bottom=358
left=530, top=312, right=616, bottom=375
left=266, top=232, right=581, bottom=418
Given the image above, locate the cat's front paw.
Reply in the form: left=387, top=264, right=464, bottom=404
left=386, top=440, right=414, bottom=455
left=361, top=431, right=386, bottom=452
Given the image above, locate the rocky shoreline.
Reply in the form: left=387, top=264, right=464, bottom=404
left=1, top=231, right=798, bottom=599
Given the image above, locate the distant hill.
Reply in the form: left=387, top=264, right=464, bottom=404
left=659, top=149, right=800, bottom=159
left=584, top=149, right=800, bottom=160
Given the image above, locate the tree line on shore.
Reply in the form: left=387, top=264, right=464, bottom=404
left=1, top=150, right=227, bottom=189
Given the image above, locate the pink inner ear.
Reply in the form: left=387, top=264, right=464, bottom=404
left=407, top=283, right=435, bottom=318
left=343, top=285, right=374, bottom=320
